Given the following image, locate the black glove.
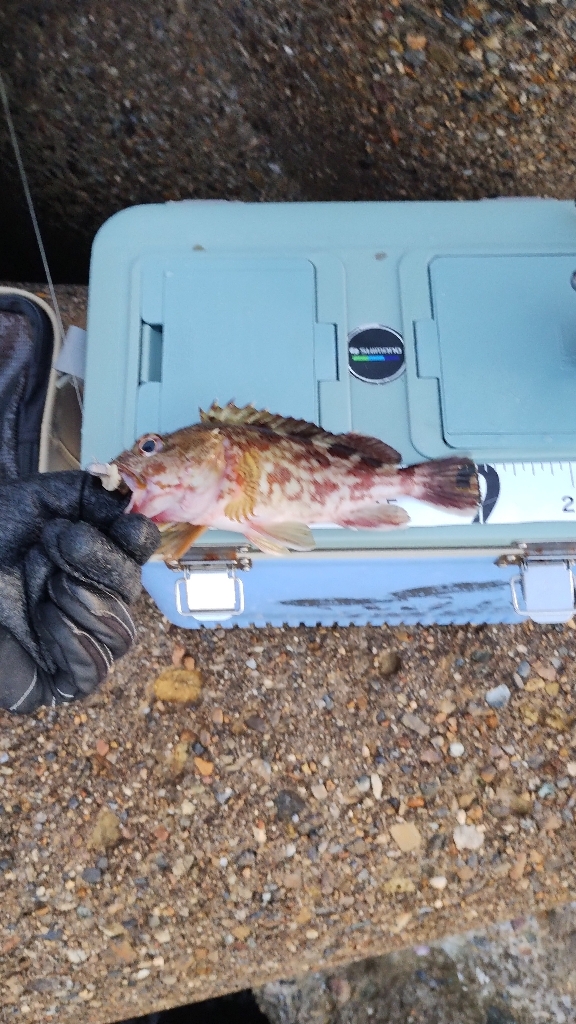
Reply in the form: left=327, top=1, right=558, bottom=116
left=0, top=471, right=160, bottom=714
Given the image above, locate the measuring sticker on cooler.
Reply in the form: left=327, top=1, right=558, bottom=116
left=348, top=324, right=405, bottom=384
left=389, top=461, right=576, bottom=529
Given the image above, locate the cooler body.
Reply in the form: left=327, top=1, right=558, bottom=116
left=84, top=198, right=576, bottom=627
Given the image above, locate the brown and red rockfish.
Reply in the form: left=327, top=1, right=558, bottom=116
left=106, top=402, right=479, bottom=560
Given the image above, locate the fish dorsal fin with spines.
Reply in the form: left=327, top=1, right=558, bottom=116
left=199, top=402, right=401, bottom=464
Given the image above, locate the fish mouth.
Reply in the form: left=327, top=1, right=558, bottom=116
left=113, top=463, right=148, bottom=511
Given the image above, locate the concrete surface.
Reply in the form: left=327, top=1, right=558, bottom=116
left=2, top=0, right=576, bottom=280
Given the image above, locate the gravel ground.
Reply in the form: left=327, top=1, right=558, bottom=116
left=2, top=554, right=576, bottom=1021
left=2, top=0, right=576, bottom=280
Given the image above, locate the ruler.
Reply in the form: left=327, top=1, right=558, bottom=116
left=313, top=462, right=576, bottom=530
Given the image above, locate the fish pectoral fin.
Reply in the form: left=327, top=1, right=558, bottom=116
left=336, top=504, right=410, bottom=529
left=151, top=523, right=208, bottom=562
left=242, top=521, right=316, bottom=556
left=223, top=449, right=261, bottom=522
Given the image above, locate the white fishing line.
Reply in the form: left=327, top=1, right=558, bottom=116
left=0, top=70, right=84, bottom=415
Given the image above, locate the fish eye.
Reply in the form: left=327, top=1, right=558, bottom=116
left=138, top=434, right=163, bottom=456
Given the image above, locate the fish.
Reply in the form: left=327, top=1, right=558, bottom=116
left=93, top=402, right=479, bottom=561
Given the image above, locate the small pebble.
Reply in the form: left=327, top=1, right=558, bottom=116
left=245, top=658, right=257, bottom=670
left=485, top=683, right=511, bottom=709
left=453, top=824, right=484, bottom=851
left=371, top=774, right=383, bottom=801
left=449, top=742, right=465, bottom=758
left=429, top=876, right=447, bottom=890
left=378, top=650, right=401, bottom=676
left=390, top=822, right=421, bottom=852
left=356, top=775, right=371, bottom=794
left=215, top=787, right=234, bottom=805
left=81, top=868, right=101, bottom=885
left=311, top=783, right=328, bottom=802
left=275, top=790, right=306, bottom=821
left=401, top=713, right=430, bottom=738
left=516, top=660, right=531, bottom=679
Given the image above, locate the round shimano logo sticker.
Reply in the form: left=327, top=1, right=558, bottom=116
left=348, top=325, right=405, bottom=384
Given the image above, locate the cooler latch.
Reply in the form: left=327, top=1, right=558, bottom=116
left=173, top=552, right=251, bottom=622
left=499, top=545, right=576, bottom=624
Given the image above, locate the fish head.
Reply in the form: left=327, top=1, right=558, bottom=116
left=113, top=425, right=225, bottom=521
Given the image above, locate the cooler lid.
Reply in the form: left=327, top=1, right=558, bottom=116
left=414, top=253, right=576, bottom=454
left=136, top=257, right=338, bottom=437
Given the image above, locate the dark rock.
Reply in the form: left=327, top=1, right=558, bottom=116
left=421, top=781, right=439, bottom=799
left=82, top=867, right=102, bottom=884
left=471, top=649, right=492, bottom=663
left=274, top=789, right=306, bottom=821
left=246, top=715, right=267, bottom=734
left=486, top=1006, right=518, bottom=1024
left=236, top=849, right=257, bottom=868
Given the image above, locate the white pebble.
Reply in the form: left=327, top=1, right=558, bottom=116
left=449, top=742, right=465, bottom=758
left=567, top=762, right=576, bottom=778
left=453, top=824, right=484, bottom=851
left=285, top=843, right=296, bottom=858
left=371, top=773, right=383, bottom=801
left=429, top=876, right=447, bottom=890
left=485, top=683, right=511, bottom=709
left=245, top=658, right=257, bottom=670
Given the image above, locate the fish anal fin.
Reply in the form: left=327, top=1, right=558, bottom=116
left=243, top=521, right=316, bottom=556
left=153, top=523, right=207, bottom=562
left=224, top=449, right=261, bottom=522
left=337, top=504, right=410, bottom=529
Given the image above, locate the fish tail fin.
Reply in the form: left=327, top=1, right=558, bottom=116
left=400, top=457, right=479, bottom=514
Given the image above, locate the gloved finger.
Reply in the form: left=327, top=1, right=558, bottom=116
left=0, top=625, right=55, bottom=714
left=34, top=600, right=112, bottom=696
left=41, top=519, right=143, bottom=604
left=107, top=513, right=160, bottom=565
left=48, top=573, right=135, bottom=659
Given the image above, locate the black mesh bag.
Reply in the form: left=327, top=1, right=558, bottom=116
left=0, top=292, right=54, bottom=481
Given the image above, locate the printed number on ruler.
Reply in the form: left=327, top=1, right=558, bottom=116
left=477, top=462, right=576, bottom=526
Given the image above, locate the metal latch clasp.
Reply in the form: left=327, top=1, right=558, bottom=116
left=500, top=544, right=569, bottom=622
left=173, top=553, right=251, bottom=621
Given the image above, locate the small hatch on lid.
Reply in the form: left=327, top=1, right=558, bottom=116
left=419, top=254, right=576, bottom=455
left=137, top=257, right=329, bottom=437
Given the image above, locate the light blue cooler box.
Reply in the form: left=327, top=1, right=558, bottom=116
left=83, top=199, right=576, bottom=628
